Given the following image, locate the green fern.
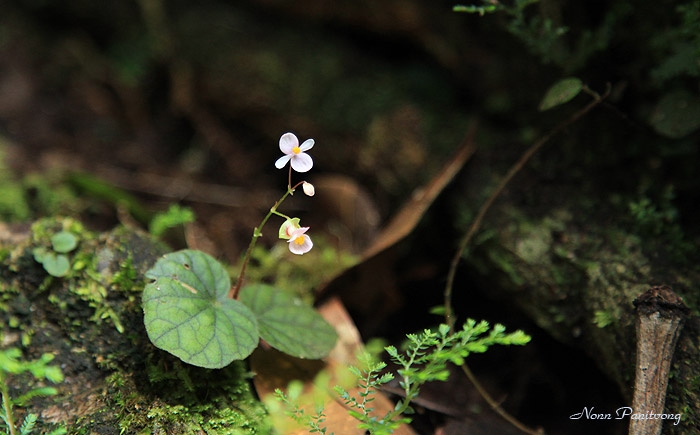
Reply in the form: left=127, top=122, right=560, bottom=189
left=275, top=383, right=329, bottom=434
left=277, top=319, right=530, bottom=434
left=18, top=414, right=36, bottom=435
left=334, top=352, right=403, bottom=435
left=0, top=349, right=65, bottom=435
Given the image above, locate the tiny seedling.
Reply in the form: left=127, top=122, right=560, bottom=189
left=0, top=348, right=66, bottom=435
left=142, top=133, right=337, bottom=368
left=32, top=231, right=78, bottom=278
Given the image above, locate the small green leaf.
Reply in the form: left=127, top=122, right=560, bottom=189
left=143, top=250, right=259, bottom=368
left=240, top=284, right=337, bottom=359
left=438, top=324, right=451, bottom=336
left=19, top=413, right=37, bottom=435
left=453, top=4, right=498, bottom=15
left=429, top=305, right=446, bottom=315
left=42, top=253, right=70, bottom=277
left=649, top=90, right=700, bottom=138
left=16, top=387, right=59, bottom=407
left=539, top=77, right=583, bottom=111
left=149, top=204, right=196, bottom=237
left=32, top=247, right=48, bottom=263
left=42, top=366, right=65, bottom=384
left=51, top=231, right=78, bottom=253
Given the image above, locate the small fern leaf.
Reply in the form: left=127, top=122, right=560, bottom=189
left=19, top=413, right=37, bottom=435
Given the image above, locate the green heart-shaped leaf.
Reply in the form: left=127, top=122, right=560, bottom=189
left=143, top=250, right=258, bottom=368
left=239, top=284, right=337, bottom=359
left=51, top=231, right=78, bottom=253
left=41, top=253, right=70, bottom=277
left=32, top=247, right=48, bottom=264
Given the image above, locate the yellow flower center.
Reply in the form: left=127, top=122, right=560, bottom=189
left=292, top=146, right=301, bottom=154
left=293, top=236, right=305, bottom=245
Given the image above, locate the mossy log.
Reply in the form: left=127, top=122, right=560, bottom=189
left=0, top=218, right=272, bottom=434
left=455, top=159, right=700, bottom=434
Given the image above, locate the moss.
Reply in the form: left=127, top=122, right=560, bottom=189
left=110, top=255, right=138, bottom=292
left=0, top=183, right=30, bottom=222
left=29, top=217, right=88, bottom=248
left=0, top=143, right=85, bottom=222
left=592, top=310, right=617, bottom=328
left=23, top=172, right=85, bottom=218
left=107, top=360, right=272, bottom=434
left=0, top=143, right=30, bottom=221
left=0, top=143, right=146, bottom=226
left=0, top=218, right=275, bottom=433
left=462, top=192, right=700, bottom=434
left=25, top=217, right=125, bottom=333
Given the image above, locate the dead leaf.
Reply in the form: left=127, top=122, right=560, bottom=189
left=312, top=126, right=477, bottom=331
left=362, top=125, right=477, bottom=260
left=251, top=297, right=416, bottom=435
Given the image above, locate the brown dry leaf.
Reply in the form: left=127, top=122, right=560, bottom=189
left=361, top=126, right=477, bottom=260
left=312, top=127, right=477, bottom=329
left=251, top=297, right=416, bottom=435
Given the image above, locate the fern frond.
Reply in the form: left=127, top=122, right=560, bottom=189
left=19, top=413, right=37, bottom=435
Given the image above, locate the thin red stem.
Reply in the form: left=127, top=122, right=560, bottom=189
left=228, top=179, right=306, bottom=299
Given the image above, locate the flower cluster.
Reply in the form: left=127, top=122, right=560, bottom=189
left=275, top=133, right=315, bottom=255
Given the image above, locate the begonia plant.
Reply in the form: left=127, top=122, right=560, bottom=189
left=142, top=133, right=336, bottom=369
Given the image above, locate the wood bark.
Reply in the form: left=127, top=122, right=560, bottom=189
left=457, top=159, right=700, bottom=434
left=629, top=286, right=688, bottom=435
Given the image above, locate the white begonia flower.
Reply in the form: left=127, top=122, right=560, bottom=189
left=302, top=181, right=315, bottom=196
left=287, top=227, right=313, bottom=255
left=274, top=132, right=314, bottom=173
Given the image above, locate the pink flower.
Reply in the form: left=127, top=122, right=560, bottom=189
left=279, top=218, right=300, bottom=239
left=287, top=227, right=313, bottom=255
left=274, top=133, right=314, bottom=173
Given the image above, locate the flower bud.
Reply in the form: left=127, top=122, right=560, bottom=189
left=302, top=181, right=315, bottom=197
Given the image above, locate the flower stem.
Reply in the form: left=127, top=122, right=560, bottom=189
left=271, top=210, right=292, bottom=220
left=229, top=180, right=306, bottom=299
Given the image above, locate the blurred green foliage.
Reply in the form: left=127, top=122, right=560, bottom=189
left=234, top=236, right=357, bottom=304
left=0, top=349, right=66, bottom=435
left=148, top=203, right=195, bottom=237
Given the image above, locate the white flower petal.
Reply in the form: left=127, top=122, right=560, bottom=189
left=289, top=226, right=309, bottom=237
left=275, top=154, right=292, bottom=169
left=279, top=133, right=299, bottom=153
left=299, top=138, right=314, bottom=152
left=288, top=234, right=313, bottom=255
left=290, top=153, right=313, bottom=172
